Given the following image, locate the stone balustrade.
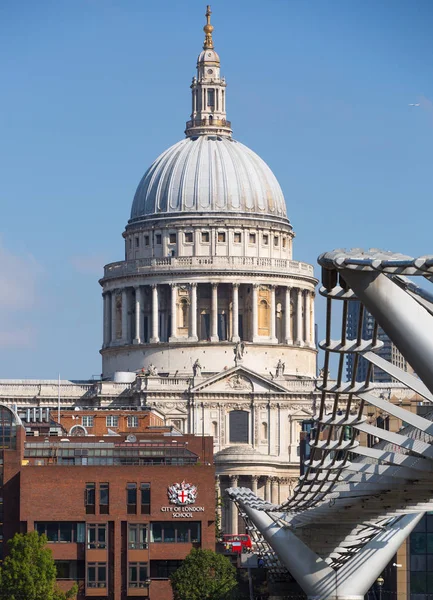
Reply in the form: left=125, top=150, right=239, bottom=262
left=102, top=256, right=315, bottom=280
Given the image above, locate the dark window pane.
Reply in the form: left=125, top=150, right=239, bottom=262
left=190, top=522, right=200, bottom=543
left=59, top=523, right=72, bottom=543
left=229, top=410, right=249, bottom=444
left=412, top=533, right=427, bottom=555
left=164, top=524, right=175, bottom=543
left=411, top=555, right=427, bottom=571
left=411, top=572, right=427, bottom=594
left=152, top=524, right=162, bottom=543
left=176, top=523, right=189, bottom=543
left=47, top=523, right=59, bottom=542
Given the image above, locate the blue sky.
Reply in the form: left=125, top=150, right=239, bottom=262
left=1, top=0, right=432, bottom=379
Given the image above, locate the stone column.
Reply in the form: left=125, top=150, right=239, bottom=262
left=311, top=293, right=315, bottom=347
left=252, top=284, right=259, bottom=342
left=232, top=283, right=240, bottom=342
left=170, top=284, right=177, bottom=341
left=111, top=290, right=118, bottom=344
left=121, top=288, right=128, bottom=343
left=296, top=288, right=303, bottom=346
left=210, top=283, right=219, bottom=342
left=229, top=475, right=239, bottom=534
left=305, top=291, right=311, bottom=347
left=271, top=477, right=279, bottom=504
left=285, top=287, right=292, bottom=344
left=150, top=284, right=159, bottom=343
left=270, top=285, right=277, bottom=342
left=189, top=283, right=198, bottom=341
left=103, top=293, right=111, bottom=347
left=264, top=476, right=271, bottom=502
left=133, top=286, right=141, bottom=344
left=251, top=475, right=259, bottom=496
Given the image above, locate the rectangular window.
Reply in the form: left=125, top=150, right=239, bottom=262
left=106, top=415, right=118, bottom=428
left=282, top=237, right=286, bottom=248
left=129, top=239, right=132, bottom=249
left=55, top=560, right=85, bottom=580
left=127, top=415, right=138, bottom=428
left=150, top=522, right=201, bottom=543
left=135, top=237, right=139, bottom=248
left=87, top=562, right=107, bottom=589
left=207, top=89, right=215, bottom=107
left=99, top=483, right=109, bottom=515
left=169, top=233, right=177, bottom=244
left=87, top=524, right=107, bottom=549
left=217, top=231, right=226, bottom=243
left=150, top=560, right=183, bottom=579
left=262, top=234, right=269, bottom=246
left=35, top=522, right=85, bottom=544
left=129, top=562, right=149, bottom=588
left=201, top=231, right=210, bottom=243
left=144, top=235, right=150, bottom=246
left=274, top=236, right=279, bottom=247
left=128, top=524, right=148, bottom=549
left=141, top=483, right=151, bottom=514
left=127, top=483, right=137, bottom=514
left=82, top=416, right=94, bottom=427
left=234, top=232, right=242, bottom=243
left=249, top=233, right=256, bottom=244
left=85, top=483, right=96, bottom=514
left=184, top=232, right=193, bottom=243
left=155, top=234, right=162, bottom=245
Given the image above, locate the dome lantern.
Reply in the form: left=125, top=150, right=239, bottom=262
left=185, top=5, right=232, bottom=139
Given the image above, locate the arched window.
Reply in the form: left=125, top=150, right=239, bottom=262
left=261, top=422, right=268, bottom=441
left=229, top=411, right=249, bottom=444
left=116, top=295, right=122, bottom=339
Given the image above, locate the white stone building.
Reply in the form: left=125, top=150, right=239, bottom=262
left=0, top=7, right=419, bottom=534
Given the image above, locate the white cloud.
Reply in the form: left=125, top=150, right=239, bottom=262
left=70, top=254, right=105, bottom=275
left=0, top=242, right=41, bottom=310
left=0, top=241, right=42, bottom=347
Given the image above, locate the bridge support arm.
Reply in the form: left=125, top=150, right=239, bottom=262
left=241, top=503, right=423, bottom=600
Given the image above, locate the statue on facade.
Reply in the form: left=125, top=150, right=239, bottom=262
left=233, top=341, right=245, bottom=366
left=147, top=363, right=158, bottom=376
left=192, top=359, right=202, bottom=377
left=276, top=359, right=285, bottom=378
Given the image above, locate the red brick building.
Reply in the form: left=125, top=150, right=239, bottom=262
left=0, top=405, right=215, bottom=600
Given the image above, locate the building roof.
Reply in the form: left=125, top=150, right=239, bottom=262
left=129, top=136, right=288, bottom=223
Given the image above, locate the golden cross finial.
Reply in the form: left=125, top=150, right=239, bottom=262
left=203, top=5, right=214, bottom=50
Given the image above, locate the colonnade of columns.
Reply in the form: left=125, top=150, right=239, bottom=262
left=103, top=282, right=315, bottom=348
left=217, top=474, right=289, bottom=535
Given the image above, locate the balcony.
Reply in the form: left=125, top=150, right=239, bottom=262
left=103, top=256, right=314, bottom=280
left=186, top=118, right=231, bottom=129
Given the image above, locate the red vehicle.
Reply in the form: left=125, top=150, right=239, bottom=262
left=222, top=533, right=253, bottom=553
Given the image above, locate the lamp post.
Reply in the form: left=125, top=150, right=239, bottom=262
left=376, top=576, right=384, bottom=600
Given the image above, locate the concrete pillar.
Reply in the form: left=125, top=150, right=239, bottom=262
left=270, top=285, right=277, bottom=342
left=111, top=290, right=118, bottom=344
left=229, top=475, right=239, bottom=534
left=211, top=283, right=219, bottom=342
left=215, top=476, right=222, bottom=533
left=264, top=476, right=271, bottom=502
left=232, top=283, right=240, bottom=342
left=121, top=288, right=128, bottom=344
left=251, top=475, right=259, bottom=496
left=296, top=288, right=303, bottom=346
left=305, top=291, right=311, bottom=346
left=252, top=284, right=259, bottom=342
left=189, top=283, right=198, bottom=341
left=133, top=286, right=141, bottom=344
left=150, top=284, right=159, bottom=343
left=271, top=477, right=279, bottom=504
left=170, top=284, right=177, bottom=341
left=285, top=286, right=292, bottom=344
left=103, top=293, right=111, bottom=347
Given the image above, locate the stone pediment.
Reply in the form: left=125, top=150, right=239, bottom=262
left=190, top=366, right=288, bottom=394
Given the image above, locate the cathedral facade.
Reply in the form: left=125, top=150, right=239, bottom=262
left=0, top=7, right=418, bottom=536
